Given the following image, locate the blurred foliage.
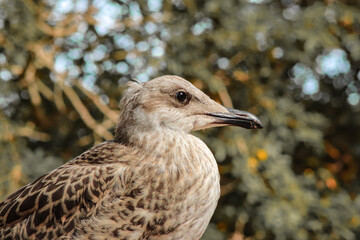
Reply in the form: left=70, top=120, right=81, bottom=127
left=1, top=0, right=360, bottom=239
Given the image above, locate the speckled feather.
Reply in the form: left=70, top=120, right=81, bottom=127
left=0, top=75, right=261, bottom=240
left=0, top=135, right=219, bottom=240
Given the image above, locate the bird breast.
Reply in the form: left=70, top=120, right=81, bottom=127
left=133, top=133, right=221, bottom=239
left=78, top=132, right=221, bottom=240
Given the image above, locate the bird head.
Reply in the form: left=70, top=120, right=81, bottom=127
left=115, top=75, right=262, bottom=142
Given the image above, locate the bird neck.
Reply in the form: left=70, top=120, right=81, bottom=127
left=117, top=127, right=188, bottom=153
left=115, top=127, right=216, bottom=173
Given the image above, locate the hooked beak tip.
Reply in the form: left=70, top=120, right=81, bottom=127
left=206, top=107, right=263, bottom=130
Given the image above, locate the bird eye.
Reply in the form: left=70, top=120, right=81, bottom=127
left=175, top=91, right=187, bottom=102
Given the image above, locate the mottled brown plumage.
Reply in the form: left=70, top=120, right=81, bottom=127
left=0, top=75, right=262, bottom=240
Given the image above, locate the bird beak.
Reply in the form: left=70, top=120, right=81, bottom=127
left=206, top=107, right=263, bottom=129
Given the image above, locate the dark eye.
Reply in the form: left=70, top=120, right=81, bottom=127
left=175, top=91, right=187, bottom=102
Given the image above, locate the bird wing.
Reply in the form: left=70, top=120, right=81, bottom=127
left=0, top=140, right=131, bottom=239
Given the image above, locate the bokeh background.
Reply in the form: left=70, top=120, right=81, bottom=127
left=0, top=0, right=360, bottom=239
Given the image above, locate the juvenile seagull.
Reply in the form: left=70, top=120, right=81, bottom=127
left=0, top=75, right=262, bottom=240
